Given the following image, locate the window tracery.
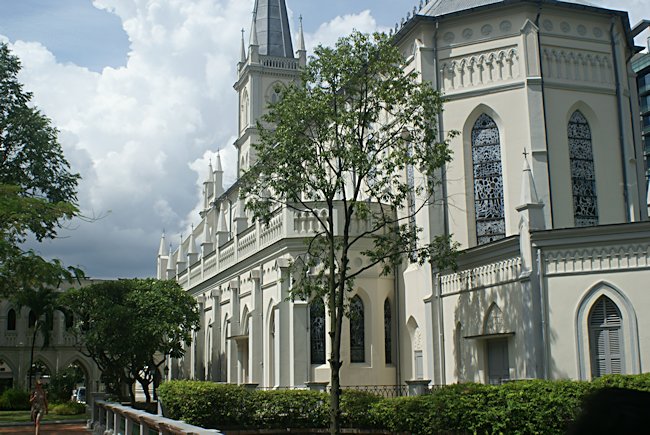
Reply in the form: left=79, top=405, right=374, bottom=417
left=350, top=296, right=365, bottom=363
left=472, top=114, right=505, bottom=244
left=310, top=298, right=326, bottom=365
left=384, top=299, right=392, bottom=364
left=568, top=111, right=598, bottom=227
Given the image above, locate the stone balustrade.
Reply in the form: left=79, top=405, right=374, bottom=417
left=91, top=399, right=221, bottom=435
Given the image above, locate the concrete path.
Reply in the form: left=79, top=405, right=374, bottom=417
left=0, top=422, right=91, bottom=434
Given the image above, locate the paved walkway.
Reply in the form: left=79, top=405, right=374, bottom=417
left=0, top=422, right=91, bottom=434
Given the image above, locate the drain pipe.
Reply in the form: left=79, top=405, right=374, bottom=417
left=433, top=18, right=447, bottom=386
left=393, top=259, right=401, bottom=389
left=610, top=17, right=631, bottom=222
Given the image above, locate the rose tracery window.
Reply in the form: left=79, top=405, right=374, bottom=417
left=350, top=296, right=365, bottom=363
left=310, top=298, right=326, bottom=365
left=472, top=114, right=505, bottom=244
left=568, top=111, right=598, bottom=227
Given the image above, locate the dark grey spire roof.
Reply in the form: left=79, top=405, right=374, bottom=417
left=253, top=0, right=294, bottom=58
left=421, top=0, right=596, bottom=17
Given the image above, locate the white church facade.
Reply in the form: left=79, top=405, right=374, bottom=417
left=158, top=0, right=650, bottom=388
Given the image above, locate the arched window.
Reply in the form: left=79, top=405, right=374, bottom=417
left=589, top=296, right=623, bottom=377
left=65, top=312, right=74, bottom=330
left=568, top=111, right=598, bottom=226
left=7, top=309, right=16, bottom=331
left=472, top=114, right=505, bottom=244
left=28, top=311, right=37, bottom=329
left=384, top=299, right=392, bottom=364
left=350, top=296, right=365, bottom=363
left=310, top=298, right=326, bottom=365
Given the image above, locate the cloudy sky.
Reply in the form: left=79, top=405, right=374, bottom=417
left=0, top=0, right=647, bottom=279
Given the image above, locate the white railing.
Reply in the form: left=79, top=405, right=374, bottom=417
left=91, top=399, right=221, bottom=435
left=440, top=257, right=522, bottom=295
left=260, top=55, right=298, bottom=70
left=175, top=202, right=393, bottom=289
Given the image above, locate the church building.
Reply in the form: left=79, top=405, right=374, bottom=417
left=158, top=0, right=650, bottom=388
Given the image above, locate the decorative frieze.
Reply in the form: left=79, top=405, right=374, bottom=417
left=542, top=47, right=613, bottom=85
left=544, top=244, right=650, bottom=276
left=440, top=47, right=520, bottom=92
left=440, top=257, right=522, bottom=295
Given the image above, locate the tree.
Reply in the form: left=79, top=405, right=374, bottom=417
left=0, top=42, right=82, bottom=296
left=13, top=284, right=60, bottom=391
left=240, top=31, right=457, bottom=434
left=61, top=279, right=200, bottom=402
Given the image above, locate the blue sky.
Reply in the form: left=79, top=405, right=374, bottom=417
left=0, top=0, right=647, bottom=279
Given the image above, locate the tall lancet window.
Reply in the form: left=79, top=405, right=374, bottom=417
left=568, top=111, right=598, bottom=227
left=384, top=299, right=392, bottom=364
left=350, top=296, right=365, bottom=363
left=472, top=114, right=505, bottom=244
left=589, top=296, right=623, bottom=377
left=310, top=298, right=326, bottom=365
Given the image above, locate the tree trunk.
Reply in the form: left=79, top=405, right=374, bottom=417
left=28, top=320, right=39, bottom=391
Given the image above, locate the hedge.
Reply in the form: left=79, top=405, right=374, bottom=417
left=0, top=388, right=30, bottom=410
left=158, top=373, right=650, bottom=434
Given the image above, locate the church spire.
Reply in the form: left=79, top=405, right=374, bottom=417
left=240, top=28, right=247, bottom=63
left=297, top=15, right=306, bottom=66
left=251, top=0, right=294, bottom=58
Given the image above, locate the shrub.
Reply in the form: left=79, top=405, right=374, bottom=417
left=158, top=381, right=254, bottom=429
left=252, top=390, right=328, bottom=429
left=50, top=401, right=87, bottom=415
left=0, top=388, right=30, bottom=410
left=158, top=374, right=650, bottom=434
left=340, top=389, right=382, bottom=428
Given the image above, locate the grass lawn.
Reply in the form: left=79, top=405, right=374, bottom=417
left=0, top=410, right=86, bottom=423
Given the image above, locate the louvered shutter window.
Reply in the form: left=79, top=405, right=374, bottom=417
left=589, top=296, right=623, bottom=377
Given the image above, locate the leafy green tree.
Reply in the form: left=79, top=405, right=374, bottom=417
left=0, top=42, right=82, bottom=295
left=240, top=31, right=457, bottom=434
left=61, top=279, right=200, bottom=402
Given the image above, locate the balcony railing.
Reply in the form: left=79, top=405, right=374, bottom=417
left=178, top=202, right=392, bottom=289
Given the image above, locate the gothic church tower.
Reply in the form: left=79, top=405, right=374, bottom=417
left=234, top=0, right=306, bottom=178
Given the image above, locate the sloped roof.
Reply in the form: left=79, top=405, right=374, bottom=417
left=420, top=0, right=597, bottom=17
left=253, top=0, right=294, bottom=58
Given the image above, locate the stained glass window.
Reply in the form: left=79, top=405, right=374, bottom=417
left=384, top=299, right=392, bottom=364
left=568, top=111, right=598, bottom=227
left=350, top=296, right=365, bottom=363
left=406, top=144, right=417, bottom=261
left=472, top=114, right=505, bottom=245
left=310, top=298, right=326, bottom=365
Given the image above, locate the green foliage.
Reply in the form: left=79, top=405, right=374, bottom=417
left=47, top=366, right=84, bottom=403
left=60, top=279, right=200, bottom=402
left=158, top=381, right=254, bottom=429
left=591, top=372, right=650, bottom=391
left=252, top=389, right=329, bottom=429
left=0, top=43, right=82, bottom=297
left=0, top=388, right=30, bottom=411
left=339, top=389, right=382, bottom=428
left=49, top=402, right=86, bottom=415
left=239, top=30, right=457, bottom=434
left=158, top=375, right=650, bottom=434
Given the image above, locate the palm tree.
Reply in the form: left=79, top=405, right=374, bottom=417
left=11, top=256, right=80, bottom=390
left=14, top=286, right=59, bottom=390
